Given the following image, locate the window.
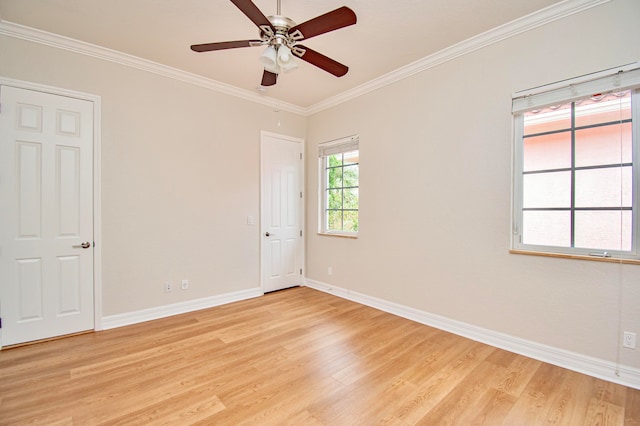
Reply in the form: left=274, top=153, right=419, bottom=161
left=512, top=65, right=640, bottom=260
left=318, top=135, right=359, bottom=236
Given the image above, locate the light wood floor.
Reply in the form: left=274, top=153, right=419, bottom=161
left=1, top=287, right=638, bottom=425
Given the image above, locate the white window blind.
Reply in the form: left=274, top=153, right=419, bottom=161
left=318, top=135, right=359, bottom=157
left=512, top=63, right=640, bottom=114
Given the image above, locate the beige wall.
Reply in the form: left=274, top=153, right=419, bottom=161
left=0, top=35, right=306, bottom=316
left=306, top=0, right=640, bottom=369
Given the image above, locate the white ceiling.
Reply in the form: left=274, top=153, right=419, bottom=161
left=0, top=0, right=565, bottom=108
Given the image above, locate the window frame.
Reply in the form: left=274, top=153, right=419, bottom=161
left=511, top=66, right=640, bottom=261
left=318, top=135, right=359, bottom=237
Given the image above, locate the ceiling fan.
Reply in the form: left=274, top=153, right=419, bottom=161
left=190, top=0, right=357, bottom=87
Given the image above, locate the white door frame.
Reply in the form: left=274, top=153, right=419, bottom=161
left=260, top=130, right=305, bottom=293
left=0, top=77, right=103, bottom=348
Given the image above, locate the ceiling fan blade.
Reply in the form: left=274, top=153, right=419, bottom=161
left=190, top=40, right=262, bottom=52
left=293, top=45, right=349, bottom=77
left=261, top=70, right=278, bottom=86
left=230, top=0, right=274, bottom=31
left=289, top=6, right=356, bottom=40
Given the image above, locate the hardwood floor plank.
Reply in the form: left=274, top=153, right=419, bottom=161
left=106, top=388, right=226, bottom=425
left=541, top=370, right=592, bottom=425
left=415, top=359, right=514, bottom=424
left=360, top=342, right=497, bottom=424
left=625, top=387, right=640, bottom=426
left=501, top=362, right=568, bottom=424
left=584, top=398, right=625, bottom=425
left=0, top=286, right=638, bottom=425
left=487, top=351, right=543, bottom=397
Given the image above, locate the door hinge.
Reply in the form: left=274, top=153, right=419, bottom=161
left=300, top=153, right=302, bottom=160
left=300, top=230, right=302, bottom=237
left=300, top=268, right=302, bottom=275
left=300, top=192, right=303, bottom=199
left=0, top=317, right=2, bottom=329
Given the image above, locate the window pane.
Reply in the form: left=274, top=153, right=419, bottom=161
left=343, top=210, right=358, bottom=232
left=524, top=103, right=571, bottom=136
left=343, top=150, right=359, bottom=165
left=328, top=154, right=342, bottom=167
left=320, top=147, right=359, bottom=235
left=343, top=165, right=359, bottom=187
left=523, top=171, right=571, bottom=208
left=575, top=167, right=632, bottom=208
left=523, top=132, right=571, bottom=171
left=327, top=166, right=343, bottom=188
left=522, top=211, right=570, bottom=247
left=575, top=91, right=631, bottom=127
left=344, top=188, right=359, bottom=209
left=575, top=123, right=632, bottom=167
left=327, top=210, right=342, bottom=231
left=327, top=189, right=342, bottom=209
left=574, top=210, right=632, bottom=251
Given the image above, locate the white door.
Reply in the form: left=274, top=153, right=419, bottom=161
left=0, top=85, right=94, bottom=346
left=260, top=132, right=304, bottom=293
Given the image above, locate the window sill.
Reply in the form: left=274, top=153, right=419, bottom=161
left=509, top=249, right=640, bottom=265
left=317, top=232, right=358, bottom=239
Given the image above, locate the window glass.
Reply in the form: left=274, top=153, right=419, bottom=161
left=523, top=132, right=572, bottom=172
left=574, top=211, right=632, bottom=251
left=513, top=85, right=638, bottom=259
left=319, top=139, right=359, bottom=235
left=522, top=211, right=571, bottom=247
left=574, top=167, right=632, bottom=207
left=522, top=172, right=571, bottom=208
left=575, top=93, right=632, bottom=127
left=524, top=103, right=572, bottom=135
left=575, top=123, right=632, bottom=167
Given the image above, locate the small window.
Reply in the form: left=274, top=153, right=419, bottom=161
left=318, top=136, right=359, bottom=236
left=512, top=65, right=640, bottom=260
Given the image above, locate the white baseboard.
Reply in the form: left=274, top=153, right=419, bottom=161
left=101, top=287, right=263, bottom=330
left=304, top=278, right=640, bottom=390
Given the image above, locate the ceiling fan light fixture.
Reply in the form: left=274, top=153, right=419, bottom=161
left=277, top=45, right=298, bottom=73
left=260, top=44, right=298, bottom=74
left=278, top=45, right=292, bottom=63
left=279, top=59, right=298, bottom=73
left=259, top=45, right=278, bottom=70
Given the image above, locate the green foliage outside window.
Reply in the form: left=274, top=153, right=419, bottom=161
left=326, top=151, right=359, bottom=232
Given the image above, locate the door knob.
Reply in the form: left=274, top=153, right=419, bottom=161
left=73, top=241, right=91, bottom=249
left=265, top=232, right=270, bottom=237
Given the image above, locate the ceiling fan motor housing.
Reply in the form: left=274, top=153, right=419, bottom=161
left=260, top=15, right=303, bottom=50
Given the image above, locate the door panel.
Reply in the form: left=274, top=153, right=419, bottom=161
left=0, top=85, right=94, bottom=346
left=261, top=133, right=303, bottom=293
left=17, top=141, right=43, bottom=238
left=16, top=258, right=43, bottom=321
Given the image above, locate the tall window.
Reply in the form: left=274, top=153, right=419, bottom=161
left=512, top=66, right=640, bottom=260
left=319, top=136, right=359, bottom=236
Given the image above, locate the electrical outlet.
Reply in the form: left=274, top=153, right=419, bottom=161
left=164, top=282, right=172, bottom=293
left=328, top=266, right=333, bottom=276
left=623, top=332, right=636, bottom=349
left=181, top=279, right=189, bottom=290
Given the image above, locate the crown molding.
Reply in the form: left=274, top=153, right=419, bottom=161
left=0, top=20, right=306, bottom=116
left=0, top=0, right=611, bottom=117
left=305, top=0, right=612, bottom=115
